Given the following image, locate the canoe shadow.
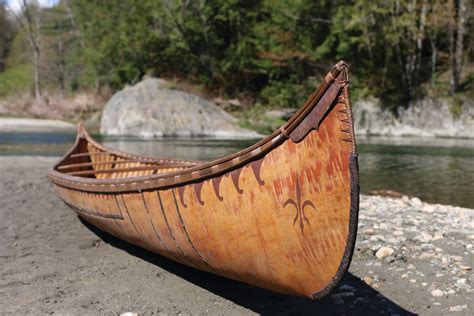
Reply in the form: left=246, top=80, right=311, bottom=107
left=80, top=218, right=415, bottom=315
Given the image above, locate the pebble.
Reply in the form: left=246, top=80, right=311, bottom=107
left=375, top=246, right=394, bottom=259
left=363, top=228, right=375, bottom=235
left=456, top=278, right=466, bottom=285
left=452, top=255, right=463, bottom=261
left=353, top=297, right=369, bottom=305
left=449, top=305, right=467, bottom=312
left=338, top=284, right=356, bottom=292
left=419, top=253, right=433, bottom=260
left=410, top=197, right=423, bottom=207
left=362, top=276, right=373, bottom=285
left=331, top=292, right=354, bottom=305
left=430, top=289, right=444, bottom=297
left=432, top=232, right=444, bottom=240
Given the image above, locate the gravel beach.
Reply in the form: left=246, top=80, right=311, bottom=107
left=1, top=156, right=472, bottom=315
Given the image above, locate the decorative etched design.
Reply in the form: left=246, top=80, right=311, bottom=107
left=283, top=178, right=317, bottom=234
left=230, top=168, right=244, bottom=194
left=177, top=157, right=265, bottom=206
left=193, top=182, right=205, bottom=205
left=177, top=186, right=187, bottom=208
left=212, top=177, right=224, bottom=201
left=250, top=159, right=265, bottom=185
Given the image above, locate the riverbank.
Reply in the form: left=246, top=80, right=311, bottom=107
left=0, top=118, right=75, bottom=132
left=1, top=156, right=472, bottom=314
left=1, top=86, right=473, bottom=139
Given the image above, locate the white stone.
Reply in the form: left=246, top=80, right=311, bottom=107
left=410, top=197, right=423, bottom=207
left=449, top=305, right=465, bottom=312
left=456, top=278, right=467, bottom=284
left=375, top=246, right=395, bottom=258
left=430, top=289, right=444, bottom=297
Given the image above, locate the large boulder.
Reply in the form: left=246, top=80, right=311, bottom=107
left=100, top=78, right=259, bottom=138
left=353, top=98, right=474, bottom=138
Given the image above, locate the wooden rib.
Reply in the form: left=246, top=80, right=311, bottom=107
left=120, top=195, right=147, bottom=241
left=70, top=151, right=116, bottom=158
left=157, top=191, right=199, bottom=267
left=67, top=166, right=187, bottom=176
left=140, top=192, right=168, bottom=251
left=59, top=159, right=122, bottom=170
left=172, top=190, right=214, bottom=272
left=71, top=151, right=200, bottom=165
left=58, top=160, right=189, bottom=170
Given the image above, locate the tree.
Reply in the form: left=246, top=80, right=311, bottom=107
left=10, top=0, right=43, bottom=100
left=450, top=0, right=469, bottom=94
left=42, top=4, right=76, bottom=98
left=0, top=1, right=16, bottom=72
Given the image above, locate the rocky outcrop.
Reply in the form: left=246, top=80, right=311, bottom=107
left=353, top=98, right=474, bottom=138
left=100, top=78, right=259, bottom=138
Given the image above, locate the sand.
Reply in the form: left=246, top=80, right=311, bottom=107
left=1, top=156, right=472, bottom=315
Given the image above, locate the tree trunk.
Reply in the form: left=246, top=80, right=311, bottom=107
left=429, top=36, right=437, bottom=86
left=33, top=47, right=41, bottom=100
left=415, top=0, right=428, bottom=87
left=57, top=38, right=65, bottom=100
left=19, top=0, right=42, bottom=100
left=65, top=0, right=84, bottom=49
left=34, top=6, right=41, bottom=100
left=450, top=0, right=467, bottom=94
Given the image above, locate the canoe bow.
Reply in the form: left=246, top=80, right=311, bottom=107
left=48, top=60, right=359, bottom=299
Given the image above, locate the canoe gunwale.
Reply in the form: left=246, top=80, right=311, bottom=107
left=48, top=61, right=350, bottom=194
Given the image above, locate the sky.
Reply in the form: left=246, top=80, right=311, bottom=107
left=6, top=0, right=60, bottom=12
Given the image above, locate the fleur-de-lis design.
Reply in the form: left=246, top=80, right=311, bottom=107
left=283, top=178, right=317, bottom=234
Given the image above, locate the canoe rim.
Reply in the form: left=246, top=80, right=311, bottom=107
left=48, top=60, right=355, bottom=194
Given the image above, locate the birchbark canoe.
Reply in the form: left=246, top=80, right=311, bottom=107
left=48, top=61, right=359, bottom=299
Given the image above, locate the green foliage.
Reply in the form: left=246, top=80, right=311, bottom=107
left=0, top=64, right=32, bottom=97
left=0, top=0, right=472, bottom=108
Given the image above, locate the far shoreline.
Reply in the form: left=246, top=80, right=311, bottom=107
left=0, top=117, right=75, bottom=132
left=1, top=117, right=474, bottom=142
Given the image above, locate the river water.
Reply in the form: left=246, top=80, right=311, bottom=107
left=1, top=132, right=472, bottom=208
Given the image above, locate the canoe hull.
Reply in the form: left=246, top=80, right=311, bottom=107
left=49, top=62, right=359, bottom=299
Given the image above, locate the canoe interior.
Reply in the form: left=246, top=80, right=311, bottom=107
left=48, top=61, right=359, bottom=299
left=55, top=137, right=201, bottom=179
